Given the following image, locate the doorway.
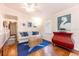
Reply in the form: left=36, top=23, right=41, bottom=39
left=9, top=22, right=17, bottom=36
left=8, top=21, right=17, bottom=43
left=43, top=19, right=52, bottom=41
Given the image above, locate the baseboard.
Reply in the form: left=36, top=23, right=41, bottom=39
left=71, top=49, right=79, bottom=55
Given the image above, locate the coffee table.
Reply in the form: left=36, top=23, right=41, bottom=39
left=28, top=36, right=42, bottom=48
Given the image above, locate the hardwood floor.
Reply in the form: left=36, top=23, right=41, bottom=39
left=0, top=40, right=79, bottom=56
left=53, top=46, right=70, bottom=56
left=3, top=44, right=17, bottom=56
left=0, top=49, right=2, bottom=56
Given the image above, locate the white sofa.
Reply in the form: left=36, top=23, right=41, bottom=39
left=18, top=31, right=41, bottom=43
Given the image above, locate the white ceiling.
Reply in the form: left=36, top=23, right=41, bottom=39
left=3, top=3, right=79, bottom=19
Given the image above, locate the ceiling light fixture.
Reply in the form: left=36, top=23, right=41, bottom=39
left=23, top=3, right=39, bottom=12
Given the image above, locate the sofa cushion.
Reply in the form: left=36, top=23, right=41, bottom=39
left=20, top=32, right=28, bottom=37
left=32, top=31, right=39, bottom=35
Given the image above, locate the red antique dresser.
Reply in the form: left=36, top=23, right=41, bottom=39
left=52, top=32, right=74, bottom=49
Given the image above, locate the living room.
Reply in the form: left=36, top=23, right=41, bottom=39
left=0, top=3, right=79, bottom=56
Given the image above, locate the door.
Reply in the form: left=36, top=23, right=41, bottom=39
left=44, top=19, right=52, bottom=34
left=9, top=22, right=17, bottom=36
left=43, top=19, right=52, bottom=41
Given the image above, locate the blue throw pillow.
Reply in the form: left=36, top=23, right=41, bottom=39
left=20, top=32, right=28, bottom=37
left=32, top=31, right=39, bottom=35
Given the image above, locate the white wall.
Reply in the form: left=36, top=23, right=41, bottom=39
left=52, top=5, right=79, bottom=51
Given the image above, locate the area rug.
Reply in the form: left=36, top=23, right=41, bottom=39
left=17, top=39, right=51, bottom=56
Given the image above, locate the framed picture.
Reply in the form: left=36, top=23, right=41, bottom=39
left=22, top=23, right=26, bottom=26
left=28, top=22, right=32, bottom=27
left=3, top=21, right=8, bottom=28
left=57, top=14, right=71, bottom=31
